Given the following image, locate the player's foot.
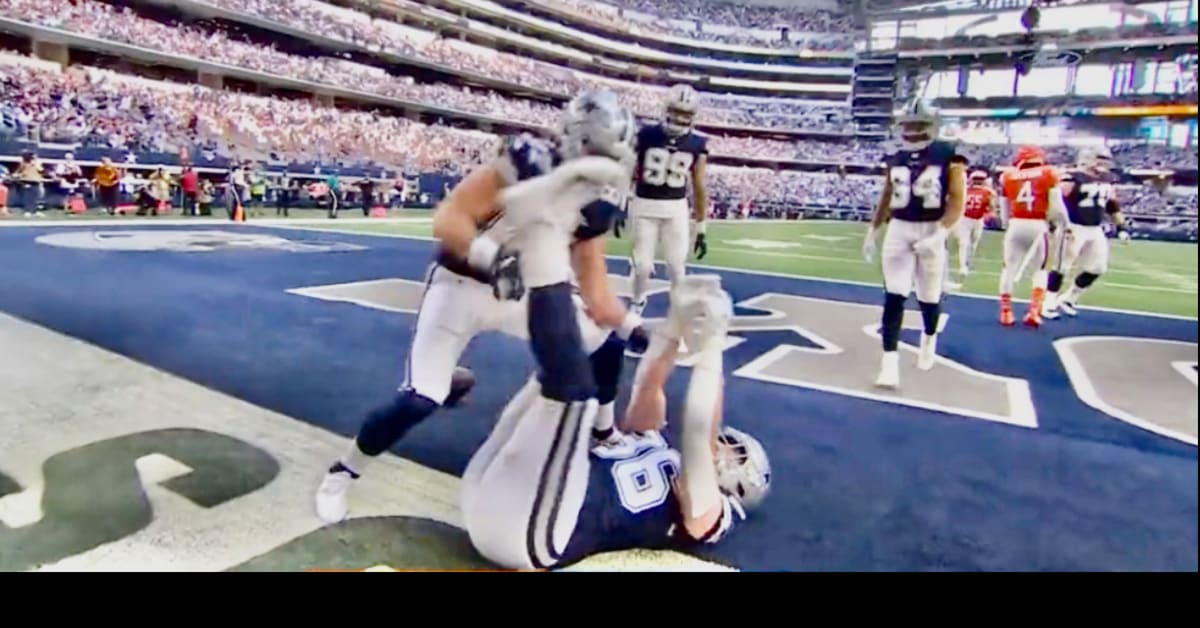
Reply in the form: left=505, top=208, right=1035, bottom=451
left=1042, top=306, right=1060, bottom=320
left=315, top=462, right=358, bottom=524
left=999, top=293, right=1015, bottom=326
left=944, top=279, right=962, bottom=291
left=875, top=351, right=900, bottom=389
left=1023, top=309, right=1041, bottom=328
left=629, top=299, right=647, bottom=317
left=1059, top=301, right=1078, bottom=317
left=917, top=333, right=937, bottom=371
left=590, top=427, right=627, bottom=450
left=959, top=265, right=970, bottom=278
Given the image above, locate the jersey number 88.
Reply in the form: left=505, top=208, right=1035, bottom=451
left=642, top=147, right=694, bottom=189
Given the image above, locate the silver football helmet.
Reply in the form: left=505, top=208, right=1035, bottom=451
left=715, top=426, right=771, bottom=511
left=559, top=89, right=636, bottom=167
left=1077, top=145, right=1114, bottom=174
left=663, top=83, right=699, bottom=137
left=894, top=98, right=939, bottom=151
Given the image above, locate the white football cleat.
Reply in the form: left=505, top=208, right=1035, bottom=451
left=315, top=465, right=356, bottom=524
left=875, top=351, right=900, bottom=389
left=917, top=333, right=937, bottom=371
left=629, top=299, right=647, bottom=317
left=1059, top=301, right=1078, bottom=317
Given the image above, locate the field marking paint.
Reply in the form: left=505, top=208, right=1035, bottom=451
left=8, top=219, right=1197, bottom=321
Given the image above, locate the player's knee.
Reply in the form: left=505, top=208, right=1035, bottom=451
left=529, top=283, right=597, bottom=402
left=632, top=255, right=654, bottom=279
left=588, top=334, right=624, bottom=405
left=357, top=389, right=440, bottom=456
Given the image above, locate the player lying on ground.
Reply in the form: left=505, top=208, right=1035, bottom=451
left=996, top=145, right=1069, bottom=328
left=863, top=100, right=966, bottom=390
left=461, top=274, right=771, bottom=570
left=315, top=90, right=645, bottom=523
left=1043, top=146, right=1131, bottom=319
left=625, top=84, right=710, bottom=317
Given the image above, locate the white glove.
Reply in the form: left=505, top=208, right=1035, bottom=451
left=913, top=225, right=950, bottom=258
left=498, top=156, right=631, bottom=233
left=1118, top=228, right=1131, bottom=243
left=862, top=226, right=879, bottom=264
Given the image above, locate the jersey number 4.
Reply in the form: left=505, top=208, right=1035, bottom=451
left=890, top=165, right=942, bottom=209
left=642, top=147, right=694, bottom=189
left=611, top=447, right=681, bottom=514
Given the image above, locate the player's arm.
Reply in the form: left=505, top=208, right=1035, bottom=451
left=862, top=169, right=892, bottom=262
left=941, top=161, right=967, bottom=231
left=431, top=163, right=504, bottom=268
left=572, top=235, right=626, bottom=329
left=674, top=324, right=742, bottom=543
left=1046, top=168, right=1069, bottom=227
left=691, top=153, right=709, bottom=225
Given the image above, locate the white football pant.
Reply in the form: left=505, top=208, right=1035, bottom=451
left=882, top=218, right=947, bottom=303
left=629, top=197, right=690, bottom=305
left=999, top=217, right=1049, bottom=294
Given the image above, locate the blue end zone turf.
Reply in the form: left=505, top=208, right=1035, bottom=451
left=0, top=224, right=1194, bottom=571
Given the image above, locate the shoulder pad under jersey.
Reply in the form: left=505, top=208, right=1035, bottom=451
left=496, top=133, right=554, bottom=186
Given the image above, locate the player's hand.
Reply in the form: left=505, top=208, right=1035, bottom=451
left=489, top=246, right=524, bottom=301
left=693, top=232, right=708, bottom=260
left=913, top=226, right=949, bottom=258
left=862, top=226, right=878, bottom=263
left=612, top=211, right=626, bottom=239
left=626, top=326, right=650, bottom=354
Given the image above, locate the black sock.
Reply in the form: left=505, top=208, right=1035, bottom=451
left=918, top=300, right=941, bottom=336
left=1047, top=270, right=1063, bottom=293
left=881, top=292, right=906, bottom=352
left=1076, top=272, right=1099, bottom=289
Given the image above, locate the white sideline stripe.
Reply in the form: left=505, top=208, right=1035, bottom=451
left=6, top=219, right=1197, bottom=321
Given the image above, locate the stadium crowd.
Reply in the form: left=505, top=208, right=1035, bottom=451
left=0, top=0, right=854, bottom=133
left=539, top=0, right=857, bottom=48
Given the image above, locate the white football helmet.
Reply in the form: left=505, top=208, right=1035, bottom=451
left=667, top=274, right=732, bottom=350
left=715, top=426, right=771, bottom=511
left=663, top=83, right=699, bottom=137
left=1077, top=146, right=1114, bottom=174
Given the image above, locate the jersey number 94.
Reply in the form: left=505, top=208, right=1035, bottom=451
left=642, top=147, right=694, bottom=189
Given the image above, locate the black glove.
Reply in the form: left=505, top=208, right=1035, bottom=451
left=613, top=211, right=626, bottom=239
left=490, top=246, right=524, bottom=301
left=693, top=232, right=708, bottom=260
left=626, top=326, right=650, bottom=354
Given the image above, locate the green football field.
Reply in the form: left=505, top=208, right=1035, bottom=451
left=312, top=218, right=1199, bottom=319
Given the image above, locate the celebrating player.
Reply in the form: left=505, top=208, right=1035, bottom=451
left=627, top=84, right=710, bottom=316
left=1044, top=146, right=1131, bottom=319
left=953, top=169, right=997, bottom=282
left=314, top=91, right=644, bottom=524
left=461, top=275, right=770, bottom=570
left=863, top=101, right=966, bottom=389
left=997, top=145, right=1069, bottom=327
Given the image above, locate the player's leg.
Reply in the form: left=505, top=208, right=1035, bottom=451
left=461, top=375, right=540, bottom=519
left=998, top=221, right=1032, bottom=326
left=954, top=218, right=974, bottom=277
left=462, top=379, right=596, bottom=570
left=913, top=224, right=947, bottom=371
left=315, top=274, right=478, bottom=523
left=661, top=205, right=691, bottom=287
left=1044, top=225, right=1078, bottom=319
left=629, top=214, right=661, bottom=315
left=876, top=220, right=918, bottom=389
left=1060, top=229, right=1107, bottom=315
left=1023, top=225, right=1051, bottom=327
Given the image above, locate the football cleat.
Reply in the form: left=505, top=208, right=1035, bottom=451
left=315, top=462, right=357, bottom=524
left=1023, top=308, right=1042, bottom=328
left=875, top=351, right=900, bottom=389
left=1059, top=301, right=1078, bottom=317
left=1000, top=294, right=1015, bottom=327
left=917, top=333, right=937, bottom=371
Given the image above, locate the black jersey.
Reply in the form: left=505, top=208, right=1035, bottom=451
left=633, top=123, right=708, bottom=201
left=1062, top=169, right=1119, bottom=227
left=884, top=139, right=961, bottom=223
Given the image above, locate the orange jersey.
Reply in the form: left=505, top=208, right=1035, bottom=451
left=1000, top=165, right=1060, bottom=220
left=964, top=186, right=995, bottom=220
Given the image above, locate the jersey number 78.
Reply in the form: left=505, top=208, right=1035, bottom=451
left=642, top=147, right=694, bottom=189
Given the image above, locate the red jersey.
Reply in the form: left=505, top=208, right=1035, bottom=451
left=964, top=185, right=995, bottom=220
left=1000, top=165, right=1060, bottom=220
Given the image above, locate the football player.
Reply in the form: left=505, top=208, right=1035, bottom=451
left=953, top=170, right=997, bottom=282
left=997, top=146, right=1069, bottom=327
left=315, top=91, right=644, bottom=523
left=627, top=84, right=710, bottom=316
left=1044, top=146, right=1130, bottom=319
left=461, top=274, right=770, bottom=570
left=863, top=101, right=966, bottom=389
